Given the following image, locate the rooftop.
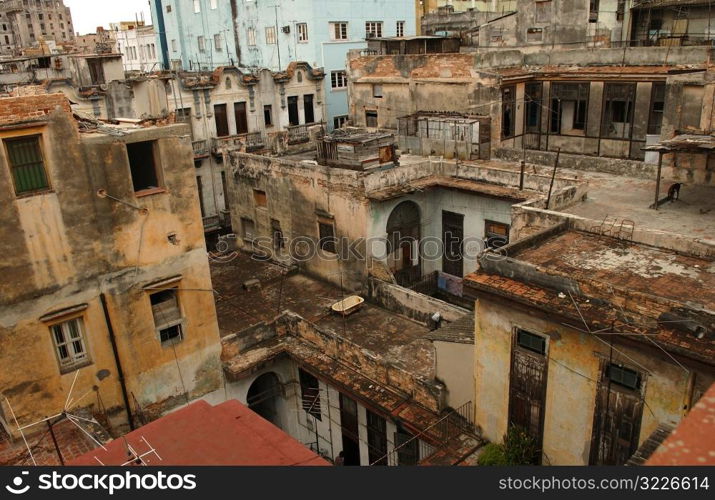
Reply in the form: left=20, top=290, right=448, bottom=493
left=211, top=253, right=435, bottom=377
left=70, top=400, right=329, bottom=466
left=466, top=227, right=715, bottom=364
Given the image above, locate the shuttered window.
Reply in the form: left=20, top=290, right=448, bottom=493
left=5, top=136, right=49, bottom=195
left=150, top=288, right=184, bottom=344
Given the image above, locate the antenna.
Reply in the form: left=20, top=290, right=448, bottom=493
left=3, top=370, right=108, bottom=465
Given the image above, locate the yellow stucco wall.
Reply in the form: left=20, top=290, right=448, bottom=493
left=475, top=297, right=697, bottom=465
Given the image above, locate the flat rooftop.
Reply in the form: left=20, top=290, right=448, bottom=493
left=515, top=230, right=715, bottom=307
left=211, top=253, right=434, bottom=377
left=483, top=159, right=715, bottom=240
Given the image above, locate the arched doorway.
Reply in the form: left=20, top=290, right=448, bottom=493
left=386, top=201, right=421, bottom=287
left=247, top=372, right=283, bottom=428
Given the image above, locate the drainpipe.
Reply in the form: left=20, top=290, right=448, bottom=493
left=100, top=293, right=135, bottom=430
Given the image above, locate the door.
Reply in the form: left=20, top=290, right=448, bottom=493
left=340, top=393, right=361, bottom=466
left=508, top=329, right=548, bottom=463
left=234, top=102, right=248, bottom=134
left=442, top=211, right=464, bottom=277
left=288, top=96, right=300, bottom=126
left=366, top=410, right=388, bottom=466
left=589, top=363, right=644, bottom=465
left=303, top=94, right=315, bottom=124
left=214, top=104, right=229, bottom=137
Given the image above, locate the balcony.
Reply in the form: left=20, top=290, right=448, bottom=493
left=287, top=124, right=310, bottom=145
left=211, top=132, right=265, bottom=156
left=192, top=140, right=209, bottom=158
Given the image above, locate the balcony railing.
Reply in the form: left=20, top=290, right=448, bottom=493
left=287, top=124, right=310, bottom=145
left=211, top=132, right=265, bottom=155
left=192, top=140, right=209, bottom=158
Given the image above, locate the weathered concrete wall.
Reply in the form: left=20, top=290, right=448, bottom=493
left=0, top=103, right=222, bottom=433
left=474, top=296, right=702, bottom=465
left=367, top=278, right=468, bottom=324
left=434, top=340, right=474, bottom=410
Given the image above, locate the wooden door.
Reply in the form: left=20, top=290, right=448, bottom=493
left=442, top=211, right=464, bottom=277
left=234, top=102, right=248, bottom=134
left=214, top=104, right=229, bottom=137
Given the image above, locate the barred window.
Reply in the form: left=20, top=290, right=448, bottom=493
left=4, top=136, right=49, bottom=195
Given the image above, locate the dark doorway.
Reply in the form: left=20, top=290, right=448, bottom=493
left=288, top=96, right=300, bottom=126
left=386, top=201, right=421, bottom=287
left=366, top=410, right=388, bottom=466
left=508, top=329, right=548, bottom=464
left=589, top=362, right=644, bottom=465
left=234, top=101, right=248, bottom=134
left=247, top=372, right=283, bottom=428
left=214, top=103, right=229, bottom=137
left=340, top=393, right=361, bottom=466
left=303, top=94, right=315, bottom=124
left=442, top=210, right=464, bottom=277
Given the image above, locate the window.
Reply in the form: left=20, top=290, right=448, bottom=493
left=171, top=39, right=177, bottom=52
left=525, top=82, right=543, bottom=133
left=287, top=96, right=300, bottom=126
left=607, top=364, right=641, bottom=391
left=589, top=0, right=599, bottom=22
left=550, top=83, right=589, bottom=134
left=196, top=175, right=205, bottom=217
left=366, top=410, right=388, bottom=465
left=601, top=83, right=635, bottom=139
left=299, top=368, right=321, bottom=420
left=516, top=329, right=546, bottom=355
left=214, top=103, right=229, bottom=137
left=271, top=219, right=284, bottom=250
left=373, top=84, right=383, bottom=98
left=396, top=20, right=405, bottom=37
left=501, top=85, right=516, bottom=138
left=264, top=105, right=273, bottom=127
left=304, top=94, right=315, bottom=124
left=616, top=0, right=626, bottom=21
left=365, top=21, right=382, bottom=39
left=234, top=102, right=248, bottom=134
left=395, top=426, right=418, bottom=465
left=253, top=189, right=267, bottom=208
left=535, top=0, right=552, bottom=23
left=330, top=70, right=347, bottom=89
left=333, top=115, right=348, bottom=129
left=241, top=217, right=255, bottom=239
left=50, top=317, right=89, bottom=371
left=166, top=5, right=172, bottom=13
left=193, top=0, right=201, bottom=14
left=318, top=219, right=337, bottom=254
left=485, top=220, right=510, bottom=248
left=527, top=27, right=543, bottom=42
left=150, top=288, right=184, bottom=344
left=197, top=35, right=205, bottom=52
left=127, top=141, right=160, bottom=193
left=648, top=82, right=666, bottom=135
left=247, top=28, right=256, bottom=46
left=297, top=22, right=308, bottom=42
left=265, top=26, right=277, bottom=45
left=365, top=110, right=378, bottom=128
left=214, top=34, right=222, bottom=51
left=4, top=136, right=49, bottom=195
left=330, top=22, right=348, bottom=41
left=210, top=0, right=217, bottom=9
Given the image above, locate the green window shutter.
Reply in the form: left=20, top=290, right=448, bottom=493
left=5, top=136, right=49, bottom=194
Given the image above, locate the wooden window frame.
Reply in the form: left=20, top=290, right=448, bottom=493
left=48, top=315, right=91, bottom=373
left=3, top=134, right=51, bottom=196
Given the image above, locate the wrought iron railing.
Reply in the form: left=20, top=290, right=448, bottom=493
left=192, top=140, right=209, bottom=157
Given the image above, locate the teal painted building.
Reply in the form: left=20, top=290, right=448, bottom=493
left=151, top=0, right=416, bottom=129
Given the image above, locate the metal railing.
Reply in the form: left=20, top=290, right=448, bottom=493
left=287, top=124, right=310, bottom=145
left=211, top=132, right=264, bottom=154
left=192, top=140, right=209, bottom=157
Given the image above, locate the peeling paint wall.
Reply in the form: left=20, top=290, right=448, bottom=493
left=474, top=296, right=710, bottom=465
left=0, top=105, right=222, bottom=434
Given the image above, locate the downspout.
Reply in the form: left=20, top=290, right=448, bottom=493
left=100, top=293, right=135, bottom=430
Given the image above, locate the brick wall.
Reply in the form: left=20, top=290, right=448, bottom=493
left=0, top=93, right=72, bottom=127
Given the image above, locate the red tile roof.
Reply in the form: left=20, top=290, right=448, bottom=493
left=648, top=384, right=715, bottom=466
left=69, top=400, right=329, bottom=466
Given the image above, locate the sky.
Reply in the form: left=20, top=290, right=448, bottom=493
left=64, top=0, right=153, bottom=35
